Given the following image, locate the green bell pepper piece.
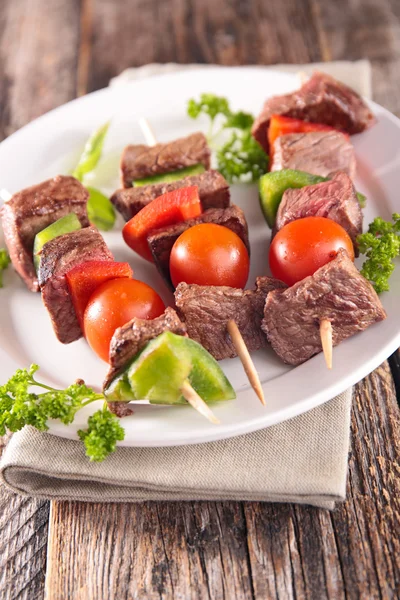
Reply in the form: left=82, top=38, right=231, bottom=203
left=104, top=331, right=236, bottom=405
left=133, top=164, right=205, bottom=187
left=33, top=213, right=82, bottom=271
left=259, top=169, right=366, bottom=228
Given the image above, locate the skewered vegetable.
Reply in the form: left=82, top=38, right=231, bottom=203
left=84, top=278, right=165, bottom=362
left=259, top=169, right=366, bottom=228
left=104, top=331, right=236, bottom=405
left=33, top=213, right=82, bottom=271
left=133, top=164, right=205, bottom=187
left=122, top=186, right=202, bottom=261
left=0, top=248, right=10, bottom=288
left=170, top=223, right=250, bottom=288
left=269, top=216, right=354, bottom=286
left=66, top=260, right=133, bottom=328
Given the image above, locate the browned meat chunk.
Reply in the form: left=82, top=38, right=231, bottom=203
left=104, top=307, right=187, bottom=388
left=175, top=277, right=287, bottom=360
left=252, top=71, right=375, bottom=151
left=262, top=249, right=386, bottom=366
left=38, top=226, right=113, bottom=344
left=120, top=132, right=211, bottom=188
left=270, top=131, right=356, bottom=179
left=111, top=169, right=229, bottom=221
left=148, top=205, right=250, bottom=288
left=275, top=172, right=362, bottom=249
left=0, top=176, right=89, bottom=292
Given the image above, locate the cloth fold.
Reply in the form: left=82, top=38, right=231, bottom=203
left=1, top=61, right=370, bottom=508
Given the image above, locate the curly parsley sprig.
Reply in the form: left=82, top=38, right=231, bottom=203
left=187, top=93, right=268, bottom=183
left=357, top=213, right=400, bottom=293
left=0, top=365, right=125, bottom=461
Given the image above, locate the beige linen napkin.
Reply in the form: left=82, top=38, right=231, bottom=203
left=0, top=61, right=370, bottom=509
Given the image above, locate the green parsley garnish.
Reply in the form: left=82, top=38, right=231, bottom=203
left=357, top=213, right=400, bottom=293
left=0, top=248, right=10, bottom=288
left=0, top=365, right=125, bottom=461
left=187, top=93, right=268, bottom=183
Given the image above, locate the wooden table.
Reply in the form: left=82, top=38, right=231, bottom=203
left=1, top=1, right=399, bottom=598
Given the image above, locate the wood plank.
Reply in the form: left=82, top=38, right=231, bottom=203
left=45, top=365, right=400, bottom=600
left=0, top=1, right=81, bottom=599
left=83, top=0, right=323, bottom=92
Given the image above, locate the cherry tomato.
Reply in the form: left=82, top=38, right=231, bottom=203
left=269, top=216, right=354, bottom=286
left=84, top=278, right=165, bottom=362
left=170, top=223, right=250, bottom=288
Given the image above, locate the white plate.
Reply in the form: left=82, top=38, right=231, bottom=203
left=0, top=66, right=399, bottom=447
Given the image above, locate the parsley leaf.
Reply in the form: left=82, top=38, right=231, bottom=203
left=0, top=248, right=10, bottom=288
left=0, top=365, right=126, bottom=461
left=187, top=93, right=268, bottom=183
left=357, top=213, right=400, bottom=293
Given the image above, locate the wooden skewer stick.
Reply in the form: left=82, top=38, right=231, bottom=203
left=180, top=380, right=220, bottom=425
left=320, top=319, right=333, bottom=370
left=0, top=189, right=12, bottom=203
left=227, top=320, right=266, bottom=406
left=138, top=117, right=266, bottom=407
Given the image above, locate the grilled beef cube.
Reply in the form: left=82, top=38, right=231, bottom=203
left=262, top=249, right=386, bottom=366
left=38, top=226, right=113, bottom=344
left=120, top=132, right=211, bottom=188
left=0, top=176, right=89, bottom=292
left=111, top=169, right=230, bottom=221
left=252, top=71, right=375, bottom=151
left=104, top=307, right=187, bottom=388
left=148, top=205, right=250, bottom=288
left=270, top=131, right=356, bottom=179
left=175, top=277, right=287, bottom=361
left=275, top=172, right=362, bottom=249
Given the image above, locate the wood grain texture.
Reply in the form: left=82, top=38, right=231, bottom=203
left=45, top=367, right=400, bottom=600
left=0, top=0, right=400, bottom=599
left=0, top=1, right=80, bottom=599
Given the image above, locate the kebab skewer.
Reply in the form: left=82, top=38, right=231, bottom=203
left=137, top=118, right=266, bottom=405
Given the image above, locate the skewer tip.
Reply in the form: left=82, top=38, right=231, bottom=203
left=180, top=380, right=220, bottom=425
left=320, top=319, right=333, bottom=370
left=227, top=320, right=266, bottom=406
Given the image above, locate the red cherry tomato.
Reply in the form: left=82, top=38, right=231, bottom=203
left=170, top=223, right=250, bottom=288
left=269, top=216, right=354, bottom=286
left=84, top=278, right=165, bottom=362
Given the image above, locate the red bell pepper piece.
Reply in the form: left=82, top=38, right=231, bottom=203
left=66, top=260, right=133, bottom=329
left=122, top=185, right=202, bottom=261
left=268, top=115, right=341, bottom=158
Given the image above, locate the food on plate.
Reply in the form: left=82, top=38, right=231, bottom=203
left=84, top=278, right=165, bottom=362
left=105, top=307, right=187, bottom=386
left=357, top=213, right=400, bottom=292
left=269, top=216, right=355, bottom=286
left=270, top=131, right=356, bottom=179
left=0, top=175, right=89, bottom=292
left=120, top=132, right=210, bottom=188
left=111, top=169, right=230, bottom=221
left=148, top=205, right=249, bottom=288
left=0, top=249, right=10, bottom=288
left=262, top=249, right=386, bottom=365
left=252, top=71, right=375, bottom=151
left=187, top=93, right=268, bottom=182
left=0, top=364, right=124, bottom=462
left=105, top=330, right=235, bottom=414
left=267, top=114, right=337, bottom=154
left=66, top=260, right=133, bottom=328
left=123, top=186, right=202, bottom=261
left=258, top=169, right=366, bottom=228
left=33, top=213, right=82, bottom=271
left=174, top=277, right=286, bottom=360
left=72, top=121, right=116, bottom=231
left=170, top=223, right=250, bottom=288
left=274, top=172, right=363, bottom=249
left=38, top=226, right=113, bottom=344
